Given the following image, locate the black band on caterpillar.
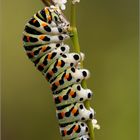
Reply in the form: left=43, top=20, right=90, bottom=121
left=23, top=6, right=94, bottom=140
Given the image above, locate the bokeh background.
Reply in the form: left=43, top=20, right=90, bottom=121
left=1, top=0, right=139, bottom=140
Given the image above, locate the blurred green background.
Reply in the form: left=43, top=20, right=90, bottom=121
left=1, top=0, right=139, bottom=140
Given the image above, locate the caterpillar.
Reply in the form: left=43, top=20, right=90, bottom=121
left=23, top=5, right=94, bottom=140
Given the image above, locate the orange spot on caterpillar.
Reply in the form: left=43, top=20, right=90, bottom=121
left=48, top=70, right=53, bottom=75
left=39, top=35, right=45, bottom=40
left=48, top=16, right=51, bottom=21
left=70, top=90, right=75, bottom=96
left=27, top=36, right=30, bottom=42
left=73, top=125, right=79, bottom=131
left=55, top=81, right=59, bottom=86
left=33, top=19, right=37, bottom=23
left=47, top=53, right=52, bottom=60
left=72, top=108, right=77, bottom=115
left=63, top=130, right=67, bottom=136
left=45, top=8, right=52, bottom=21
left=45, top=8, right=49, bottom=14
left=57, top=60, right=62, bottom=67
left=61, top=112, right=65, bottom=117
left=65, top=74, right=69, bottom=80
left=59, top=96, right=63, bottom=101
left=42, top=22, right=48, bottom=27
left=41, top=46, right=47, bottom=52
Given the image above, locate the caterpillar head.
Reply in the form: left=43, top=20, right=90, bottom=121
left=49, top=5, right=70, bottom=31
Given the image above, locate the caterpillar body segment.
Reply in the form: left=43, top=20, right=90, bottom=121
left=35, top=45, right=70, bottom=71
left=60, top=121, right=89, bottom=140
left=45, top=53, right=82, bottom=82
left=24, top=43, right=65, bottom=62
left=23, top=6, right=94, bottom=140
left=23, top=31, right=69, bottom=46
left=50, top=68, right=90, bottom=92
left=56, top=103, right=94, bottom=124
left=53, top=84, right=93, bottom=107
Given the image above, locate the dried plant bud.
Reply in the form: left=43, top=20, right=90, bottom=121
left=52, top=0, right=67, bottom=10
left=72, top=0, right=80, bottom=4
left=92, top=119, right=100, bottom=129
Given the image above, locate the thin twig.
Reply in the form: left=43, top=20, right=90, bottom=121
left=41, top=0, right=52, bottom=6
left=70, top=3, right=95, bottom=140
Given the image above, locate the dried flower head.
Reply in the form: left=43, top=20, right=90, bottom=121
left=52, top=0, right=67, bottom=10
left=72, top=0, right=80, bottom=4
left=52, top=0, right=80, bottom=10
left=92, top=119, right=100, bottom=129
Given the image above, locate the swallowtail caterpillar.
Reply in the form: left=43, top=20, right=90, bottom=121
left=23, top=5, right=95, bottom=140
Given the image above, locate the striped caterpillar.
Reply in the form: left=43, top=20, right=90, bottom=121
left=23, top=5, right=94, bottom=140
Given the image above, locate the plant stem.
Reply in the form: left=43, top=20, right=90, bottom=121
left=70, top=3, right=95, bottom=140
left=41, top=0, right=51, bottom=6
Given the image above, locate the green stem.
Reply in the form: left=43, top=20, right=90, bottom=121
left=41, top=0, right=51, bottom=6
left=70, top=3, right=95, bottom=140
